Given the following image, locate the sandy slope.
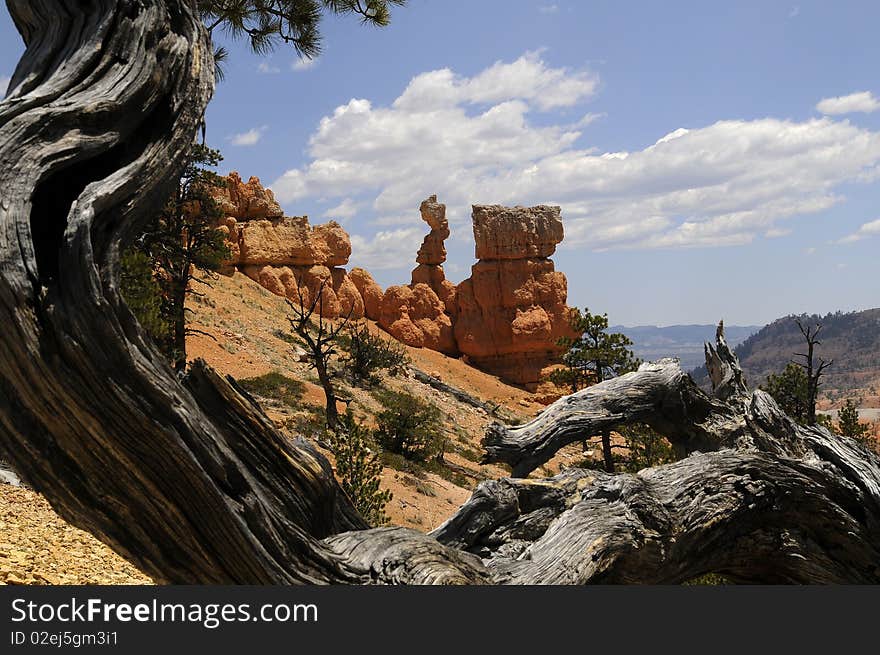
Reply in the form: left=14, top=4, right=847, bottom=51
left=184, top=271, right=555, bottom=530
left=0, top=270, right=577, bottom=584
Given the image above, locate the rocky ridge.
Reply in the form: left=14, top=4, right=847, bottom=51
left=211, top=174, right=576, bottom=387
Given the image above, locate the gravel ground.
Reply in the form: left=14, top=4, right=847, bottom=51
left=0, top=483, right=153, bottom=585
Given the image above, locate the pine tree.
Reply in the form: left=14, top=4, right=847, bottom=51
left=550, top=308, right=640, bottom=393
left=119, top=249, right=170, bottom=343
left=761, top=363, right=810, bottom=424
left=128, top=144, right=231, bottom=371
left=838, top=399, right=871, bottom=442
left=329, top=410, right=392, bottom=527
left=198, top=1, right=407, bottom=79
left=549, top=308, right=640, bottom=472
left=617, top=423, right=676, bottom=473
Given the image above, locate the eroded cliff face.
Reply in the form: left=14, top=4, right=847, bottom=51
left=212, top=173, right=364, bottom=319
left=214, top=171, right=284, bottom=221
left=455, top=205, right=576, bottom=389
left=210, top=176, right=576, bottom=388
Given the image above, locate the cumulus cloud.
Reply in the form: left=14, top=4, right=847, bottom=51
left=229, top=125, right=268, bottom=147
left=392, top=50, right=597, bottom=112
left=293, top=57, right=318, bottom=72
left=257, top=62, right=280, bottom=74
left=836, top=218, right=880, bottom=244
left=321, top=198, right=361, bottom=221
left=271, top=53, right=880, bottom=257
left=816, top=91, right=880, bottom=115
left=350, top=228, right=424, bottom=270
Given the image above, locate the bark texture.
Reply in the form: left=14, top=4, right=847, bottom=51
left=0, top=0, right=367, bottom=585
left=471, top=340, right=880, bottom=583
left=1, top=1, right=878, bottom=585
left=482, top=359, right=744, bottom=477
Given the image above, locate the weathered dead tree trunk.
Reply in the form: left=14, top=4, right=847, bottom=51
left=0, top=0, right=370, bottom=585
left=482, top=359, right=744, bottom=477
left=473, top=330, right=880, bottom=583
left=1, top=2, right=878, bottom=585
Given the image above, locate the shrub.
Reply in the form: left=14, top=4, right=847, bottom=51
left=329, top=410, right=391, bottom=526
left=340, top=321, right=409, bottom=386
left=238, top=372, right=304, bottom=407
left=837, top=398, right=872, bottom=442
left=618, top=423, right=676, bottom=473
left=374, top=389, right=444, bottom=462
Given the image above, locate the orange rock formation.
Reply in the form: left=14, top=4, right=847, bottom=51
left=455, top=205, right=576, bottom=389
left=212, top=173, right=363, bottom=319
left=378, top=196, right=457, bottom=354
left=211, top=175, right=576, bottom=388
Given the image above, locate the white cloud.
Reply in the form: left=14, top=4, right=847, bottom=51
left=350, top=228, right=424, bottom=270
left=293, top=57, right=318, bottom=72
left=228, top=125, right=268, bottom=147
left=788, top=6, right=801, bottom=19
left=271, top=53, right=880, bottom=256
left=804, top=247, right=817, bottom=255
left=539, top=4, right=559, bottom=14
left=816, top=91, right=880, bottom=115
left=573, top=112, right=605, bottom=128
left=392, top=50, right=597, bottom=112
left=1, top=75, right=11, bottom=94
left=257, top=62, right=280, bottom=74
left=837, top=218, right=880, bottom=244
left=322, top=198, right=361, bottom=221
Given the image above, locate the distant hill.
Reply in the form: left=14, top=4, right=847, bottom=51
left=611, top=324, right=760, bottom=372
left=691, top=309, right=880, bottom=406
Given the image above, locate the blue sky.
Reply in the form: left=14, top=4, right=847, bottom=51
left=2, top=1, right=879, bottom=326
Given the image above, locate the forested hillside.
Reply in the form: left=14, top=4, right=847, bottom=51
left=694, top=309, right=880, bottom=405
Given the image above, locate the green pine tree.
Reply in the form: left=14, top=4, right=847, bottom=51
left=119, top=249, right=171, bottom=343
left=548, top=308, right=640, bottom=472
left=198, top=1, right=407, bottom=81
left=329, top=410, right=392, bottom=527
left=123, top=143, right=230, bottom=371
left=761, top=363, right=810, bottom=425
left=838, top=399, right=871, bottom=443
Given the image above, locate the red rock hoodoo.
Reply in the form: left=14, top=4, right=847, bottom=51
left=211, top=176, right=577, bottom=388
left=377, top=196, right=457, bottom=354
left=212, top=173, right=364, bottom=319
left=454, top=204, right=576, bottom=389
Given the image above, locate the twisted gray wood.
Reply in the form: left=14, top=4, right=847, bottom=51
left=1, top=1, right=877, bottom=584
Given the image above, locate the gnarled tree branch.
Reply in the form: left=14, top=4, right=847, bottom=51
left=482, top=359, right=744, bottom=477
left=446, top=324, right=880, bottom=583
left=1, top=2, right=878, bottom=586
left=0, top=0, right=365, bottom=585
